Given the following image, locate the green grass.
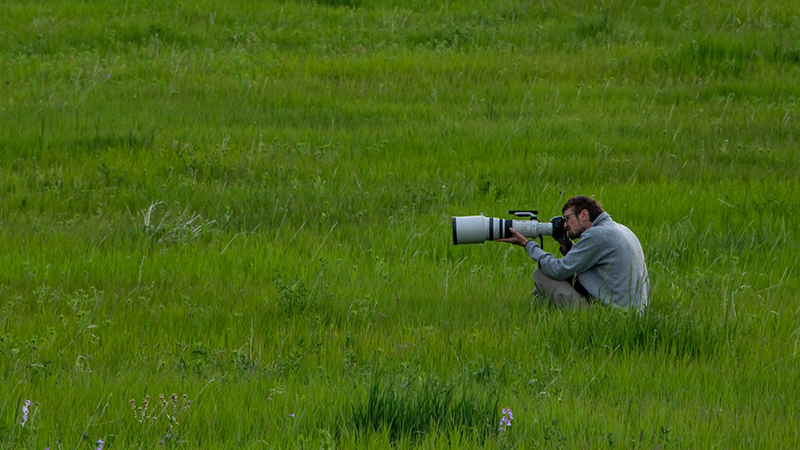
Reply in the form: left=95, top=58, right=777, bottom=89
left=1, top=0, right=799, bottom=448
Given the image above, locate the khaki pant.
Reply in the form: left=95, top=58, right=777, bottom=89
left=533, top=269, right=591, bottom=309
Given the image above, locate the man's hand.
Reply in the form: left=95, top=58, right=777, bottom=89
left=497, top=227, right=529, bottom=247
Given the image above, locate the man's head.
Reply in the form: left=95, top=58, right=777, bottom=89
left=561, top=196, right=604, bottom=239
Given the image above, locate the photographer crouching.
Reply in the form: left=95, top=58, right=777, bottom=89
left=498, top=196, right=649, bottom=311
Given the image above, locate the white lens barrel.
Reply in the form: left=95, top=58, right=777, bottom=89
left=452, top=215, right=553, bottom=245
left=451, top=216, right=490, bottom=245
left=512, top=220, right=553, bottom=239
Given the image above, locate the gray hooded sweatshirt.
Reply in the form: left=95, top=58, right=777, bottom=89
left=524, top=212, right=649, bottom=310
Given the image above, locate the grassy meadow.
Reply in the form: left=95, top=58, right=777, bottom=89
left=1, top=0, right=799, bottom=447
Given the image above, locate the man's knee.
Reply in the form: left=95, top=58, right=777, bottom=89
left=533, top=268, right=558, bottom=299
left=533, top=268, right=548, bottom=286
left=533, top=268, right=561, bottom=292
left=533, top=268, right=589, bottom=309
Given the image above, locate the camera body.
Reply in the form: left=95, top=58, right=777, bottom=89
left=452, top=210, right=567, bottom=245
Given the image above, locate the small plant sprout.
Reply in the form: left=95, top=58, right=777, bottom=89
left=499, top=408, right=513, bottom=433
left=20, top=400, right=31, bottom=427
left=130, top=395, right=151, bottom=423
left=131, top=392, right=195, bottom=445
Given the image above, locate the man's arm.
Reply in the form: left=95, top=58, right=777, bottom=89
left=525, top=233, right=605, bottom=280
left=497, top=227, right=569, bottom=251
left=498, top=227, right=604, bottom=280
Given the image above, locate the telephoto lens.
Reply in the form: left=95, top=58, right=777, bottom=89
left=451, top=214, right=554, bottom=245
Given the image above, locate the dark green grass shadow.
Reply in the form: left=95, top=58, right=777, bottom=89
left=343, top=373, right=499, bottom=445
left=540, top=300, right=736, bottom=359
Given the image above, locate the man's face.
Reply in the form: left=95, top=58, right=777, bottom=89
left=562, top=208, right=587, bottom=239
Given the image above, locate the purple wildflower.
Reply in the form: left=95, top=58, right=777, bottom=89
left=20, top=400, right=31, bottom=427
left=499, top=407, right=513, bottom=433
left=96, top=439, right=104, bottom=450
left=289, top=413, right=295, bottom=418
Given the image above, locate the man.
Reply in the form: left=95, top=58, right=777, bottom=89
left=498, top=196, right=649, bottom=311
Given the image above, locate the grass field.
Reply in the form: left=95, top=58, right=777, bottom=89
left=1, top=0, right=798, bottom=448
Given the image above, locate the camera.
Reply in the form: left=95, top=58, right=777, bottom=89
left=452, top=210, right=566, bottom=245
